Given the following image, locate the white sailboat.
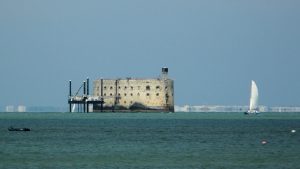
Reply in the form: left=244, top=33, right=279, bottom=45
left=245, top=80, right=260, bottom=114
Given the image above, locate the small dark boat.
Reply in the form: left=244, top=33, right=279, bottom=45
left=8, top=127, right=30, bottom=131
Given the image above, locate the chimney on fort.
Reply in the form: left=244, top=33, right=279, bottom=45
left=161, top=67, right=168, bottom=79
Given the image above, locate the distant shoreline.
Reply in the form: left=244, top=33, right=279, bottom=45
left=2, top=105, right=300, bottom=113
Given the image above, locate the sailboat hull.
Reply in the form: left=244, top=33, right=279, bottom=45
left=244, top=110, right=260, bottom=115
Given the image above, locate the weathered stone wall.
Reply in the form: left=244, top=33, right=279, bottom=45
left=93, top=78, right=174, bottom=112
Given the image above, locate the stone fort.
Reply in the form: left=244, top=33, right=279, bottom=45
left=92, top=68, right=174, bottom=112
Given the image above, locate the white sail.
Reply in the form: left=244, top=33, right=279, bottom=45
left=248, top=80, right=259, bottom=113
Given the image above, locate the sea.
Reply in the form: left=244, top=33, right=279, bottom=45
left=0, top=112, right=299, bottom=169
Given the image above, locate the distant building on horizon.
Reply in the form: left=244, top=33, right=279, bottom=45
left=269, top=106, right=300, bottom=112
left=17, top=105, right=26, bottom=112
left=5, top=105, right=27, bottom=112
left=175, top=105, right=300, bottom=112
left=5, top=105, right=14, bottom=112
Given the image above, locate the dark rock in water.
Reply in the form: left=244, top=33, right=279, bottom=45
left=129, top=102, right=149, bottom=110
left=8, top=127, right=30, bottom=131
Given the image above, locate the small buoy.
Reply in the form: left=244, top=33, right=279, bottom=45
left=291, top=130, right=296, bottom=133
left=261, top=140, right=267, bottom=145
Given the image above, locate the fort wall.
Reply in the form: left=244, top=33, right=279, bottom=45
left=92, top=68, right=174, bottom=112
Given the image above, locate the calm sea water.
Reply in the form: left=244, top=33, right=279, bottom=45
left=0, top=112, right=299, bottom=169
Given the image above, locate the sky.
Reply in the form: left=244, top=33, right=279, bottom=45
left=0, top=0, right=300, bottom=109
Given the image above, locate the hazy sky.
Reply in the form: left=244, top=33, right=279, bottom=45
left=0, top=0, right=299, bottom=109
